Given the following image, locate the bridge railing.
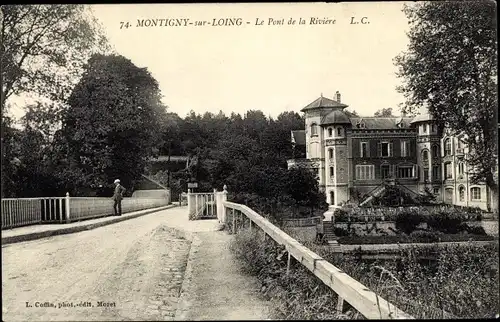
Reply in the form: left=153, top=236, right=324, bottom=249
left=187, top=190, right=218, bottom=220
left=221, top=200, right=414, bottom=320
left=1, top=190, right=171, bottom=230
left=68, top=197, right=169, bottom=222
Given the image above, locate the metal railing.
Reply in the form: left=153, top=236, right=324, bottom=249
left=1, top=191, right=171, bottom=230
left=283, top=216, right=321, bottom=227
left=222, top=201, right=414, bottom=320
left=188, top=192, right=217, bottom=220
left=68, top=197, right=169, bottom=222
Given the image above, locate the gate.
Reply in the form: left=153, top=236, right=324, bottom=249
left=188, top=191, right=217, bottom=220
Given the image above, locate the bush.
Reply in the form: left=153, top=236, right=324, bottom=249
left=334, top=227, right=349, bottom=237
left=312, top=243, right=499, bottom=319
left=395, top=210, right=424, bottom=234
left=333, top=208, right=349, bottom=222
left=458, top=223, right=488, bottom=236
left=427, top=210, right=465, bottom=234
left=229, top=230, right=355, bottom=319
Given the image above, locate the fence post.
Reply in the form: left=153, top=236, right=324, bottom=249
left=286, top=250, right=291, bottom=276
left=65, top=192, right=71, bottom=223
left=222, top=185, right=228, bottom=223
left=336, top=296, right=345, bottom=313
left=187, top=189, right=192, bottom=213
left=232, top=209, right=236, bottom=234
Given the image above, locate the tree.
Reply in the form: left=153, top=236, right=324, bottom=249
left=285, top=166, right=327, bottom=216
left=1, top=5, right=110, bottom=107
left=374, top=107, right=394, bottom=117
left=394, top=1, right=498, bottom=211
left=60, top=54, right=167, bottom=194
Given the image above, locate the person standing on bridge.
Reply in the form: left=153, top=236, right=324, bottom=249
left=113, top=179, right=126, bottom=216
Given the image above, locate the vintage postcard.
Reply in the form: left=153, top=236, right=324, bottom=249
left=1, top=2, right=498, bottom=321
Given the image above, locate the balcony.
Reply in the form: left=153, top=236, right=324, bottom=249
left=286, top=158, right=313, bottom=169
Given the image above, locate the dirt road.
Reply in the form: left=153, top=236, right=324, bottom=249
left=2, top=211, right=191, bottom=321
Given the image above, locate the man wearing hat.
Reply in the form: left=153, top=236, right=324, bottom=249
left=113, top=179, right=126, bottom=216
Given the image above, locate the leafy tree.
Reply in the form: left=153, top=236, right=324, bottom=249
left=1, top=114, right=22, bottom=197
left=374, top=107, right=394, bottom=117
left=60, top=54, right=167, bottom=194
left=0, top=5, right=110, bottom=107
left=285, top=166, right=328, bottom=216
left=394, top=1, right=498, bottom=211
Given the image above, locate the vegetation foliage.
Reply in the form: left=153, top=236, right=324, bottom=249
left=230, top=228, right=499, bottom=319
left=394, top=1, right=498, bottom=210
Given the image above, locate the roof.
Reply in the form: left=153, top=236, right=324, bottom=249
left=321, top=110, right=352, bottom=125
left=410, top=112, right=435, bottom=124
left=350, top=117, right=414, bottom=129
left=301, top=96, right=348, bottom=112
left=291, top=130, right=306, bottom=145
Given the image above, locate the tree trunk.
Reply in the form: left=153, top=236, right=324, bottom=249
left=485, top=172, right=498, bottom=213
left=489, top=183, right=498, bottom=213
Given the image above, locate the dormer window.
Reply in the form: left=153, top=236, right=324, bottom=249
left=356, top=120, right=365, bottom=129
left=310, top=123, right=318, bottom=136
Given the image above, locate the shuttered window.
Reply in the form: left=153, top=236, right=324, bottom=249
left=378, top=141, right=393, bottom=157
left=356, top=165, right=375, bottom=180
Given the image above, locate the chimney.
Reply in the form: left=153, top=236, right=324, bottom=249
left=335, top=91, right=341, bottom=103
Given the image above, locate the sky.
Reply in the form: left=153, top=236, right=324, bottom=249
left=9, top=2, right=413, bottom=120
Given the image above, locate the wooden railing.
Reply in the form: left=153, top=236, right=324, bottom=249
left=222, top=201, right=414, bottom=320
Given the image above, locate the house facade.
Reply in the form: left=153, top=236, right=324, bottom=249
left=287, top=92, right=494, bottom=211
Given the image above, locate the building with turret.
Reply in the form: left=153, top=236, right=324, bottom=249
left=287, top=92, right=493, bottom=211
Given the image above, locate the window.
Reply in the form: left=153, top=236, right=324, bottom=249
left=378, top=141, right=393, bottom=157
left=311, top=123, right=318, bottom=136
left=444, top=138, right=452, bottom=156
left=432, top=145, right=440, bottom=158
left=458, top=162, right=464, bottom=175
left=360, top=142, right=368, bottom=158
left=312, top=167, right=319, bottom=177
left=444, top=162, right=453, bottom=179
left=401, top=141, right=410, bottom=157
left=381, top=164, right=391, bottom=179
left=471, top=187, right=481, bottom=200
left=330, top=191, right=335, bottom=205
left=329, top=166, right=334, bottom=177
left=423, top=168, right=430, bottom=181
left=356, top=165, right=375, bottom=180
left=459, top=186, right=465, bottom=201
left=398, top=166, right=414, bottom=179
left=421, top=149, right=429, bottom=165
left=445, top=188, right=454, bottom=203
left=423, top=124, right=428, bottom=133
left=432, top=165, right=440, bottom=180
left=433, top=188, right=440, bottom=195
left=457, top=140, right=465, bottom=154
left=337, top=127, right=342, bottom=136
left=328, top=128, right=333, bottom=137
left=432, top=124, right=437, bottom=132
left=328, top=148, right=333, bottom=160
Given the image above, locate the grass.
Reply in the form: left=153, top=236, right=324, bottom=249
left=229, top=228, right=500, bottom=319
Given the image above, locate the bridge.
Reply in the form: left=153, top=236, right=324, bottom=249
left=2, top=187, right=414, bottom=320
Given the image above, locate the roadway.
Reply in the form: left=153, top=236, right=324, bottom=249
left=2, top=206, right=270, bottom=321
left=2, top=209, right=192, bottom=321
